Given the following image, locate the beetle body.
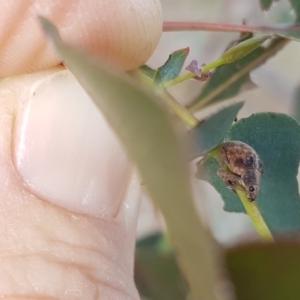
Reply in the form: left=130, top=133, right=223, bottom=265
left=217, top=141, right=263, bottom=201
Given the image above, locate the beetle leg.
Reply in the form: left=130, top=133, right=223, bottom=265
left=217, top=169, right=242, bottom=194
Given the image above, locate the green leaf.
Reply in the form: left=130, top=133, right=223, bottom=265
left=197, top=113, right=300, bottom=233
left=289, top=0, right=300, bottom=22
left=257, top=0, right=300, bottom=39
left=259, top=0, right=274, bottom=10
left=291, top=84, right=300, bottom=123
left=187, top=38, right=287, bottom=113
left=188, top=102, right=244, bottom=160
left=196, top=155, right=245, bottom=212
left=40, top=18, right=218, bottom=300
left=226, top=241, right=300, bottom=300
left=258, top=0, right=300, bottom=37
left=135, top=233, right=189, bottom=300
left=154, top=48, right=189, bottom=85
left=136, top=232, right=164, bottom=249
left=267, top=26, right=300, bottom=41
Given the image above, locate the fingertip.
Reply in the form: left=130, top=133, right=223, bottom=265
left=0, top=0, right=162, bottom=77
left=13, top=70, right=132, bottom=217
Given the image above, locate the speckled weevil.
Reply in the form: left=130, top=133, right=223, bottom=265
left=217, top=141, right=264, bottom=201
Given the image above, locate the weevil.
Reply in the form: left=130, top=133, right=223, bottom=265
left=217, top=141, right=263, bottom=201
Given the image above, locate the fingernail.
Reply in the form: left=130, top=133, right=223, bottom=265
left=13, top=70, right=131, bottom=217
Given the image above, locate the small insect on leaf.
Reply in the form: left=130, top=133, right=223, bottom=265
left=217, top=141, right=263, bottom=201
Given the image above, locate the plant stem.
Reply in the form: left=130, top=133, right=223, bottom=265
left=163, top=60, right=223, bottom=89
left=236, top=187, right=274, bottom=242
left=208, top=148, right=274, bottom=242
left=163, top=21, right=260, bottom=33
left=157, top=89, right=199, bottom=128
left=128, top=69, right=154, bottom=88
left=201, top=59, right=224, bottom=72
left=131, top=69, right=199, bottom=127
left=163, top=21, right=299, bottom=35
left=163, top=72, right=195, bottom=88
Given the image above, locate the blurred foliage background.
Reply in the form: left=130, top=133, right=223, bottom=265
left=133, top=1, right=300, bottom=299
left=138, top=0, right=300, bottom=245
left=43, top=1, right=300, bottom=299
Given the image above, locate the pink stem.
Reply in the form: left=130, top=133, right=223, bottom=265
left=163, top=21, right=300, bottom=34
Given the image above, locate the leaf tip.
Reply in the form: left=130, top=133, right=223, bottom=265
left=183, top=47, right=190, bottom=55
left=38, top=16, right=62, bottom=45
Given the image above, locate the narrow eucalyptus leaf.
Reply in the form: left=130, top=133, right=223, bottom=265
left=40, top=17, right=218, bottom=300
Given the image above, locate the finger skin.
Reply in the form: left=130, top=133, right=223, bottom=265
left=0, top=69, right=141, bottom=299
left=0, top=0, right=162, bottom=77
left=0, top=0, right=160, bottom=297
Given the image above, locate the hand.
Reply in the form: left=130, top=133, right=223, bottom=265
left=0, top=1, right=162, bottom=299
